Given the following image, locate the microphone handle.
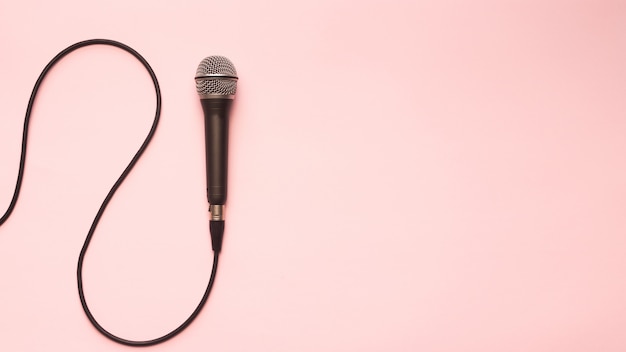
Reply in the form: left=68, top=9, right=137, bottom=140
left=201, top=98, right=232, bottom=206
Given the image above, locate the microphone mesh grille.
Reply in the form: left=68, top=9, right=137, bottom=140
left=195, top=56, right=238, bottom=96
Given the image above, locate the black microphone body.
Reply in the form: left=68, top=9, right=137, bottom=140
left=195, top=55, right=237, bottom=253
left=201, top=98, right=232, bottom=205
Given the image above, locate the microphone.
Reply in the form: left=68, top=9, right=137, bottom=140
left=195, top=56, right=238, bottom=252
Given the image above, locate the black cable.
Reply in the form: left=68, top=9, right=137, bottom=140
left=0, top=39, right=220, bottom=346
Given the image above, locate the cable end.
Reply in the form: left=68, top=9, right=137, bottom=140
left=210, top=220, right=224, bottom=253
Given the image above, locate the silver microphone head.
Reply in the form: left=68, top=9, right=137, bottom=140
left=195, top=56, right=238, bottom=99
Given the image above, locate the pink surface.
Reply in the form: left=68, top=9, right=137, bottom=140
left=1, top=0, right=626, bottom=351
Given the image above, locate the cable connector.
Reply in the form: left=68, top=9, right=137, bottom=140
left=210, top=220, right=224, bottom=253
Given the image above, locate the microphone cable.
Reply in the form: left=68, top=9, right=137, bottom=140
left=0, top=39, right=221, bottom=346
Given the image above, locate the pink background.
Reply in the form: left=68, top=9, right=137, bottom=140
left=1, top=0, right=626, bottom=351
